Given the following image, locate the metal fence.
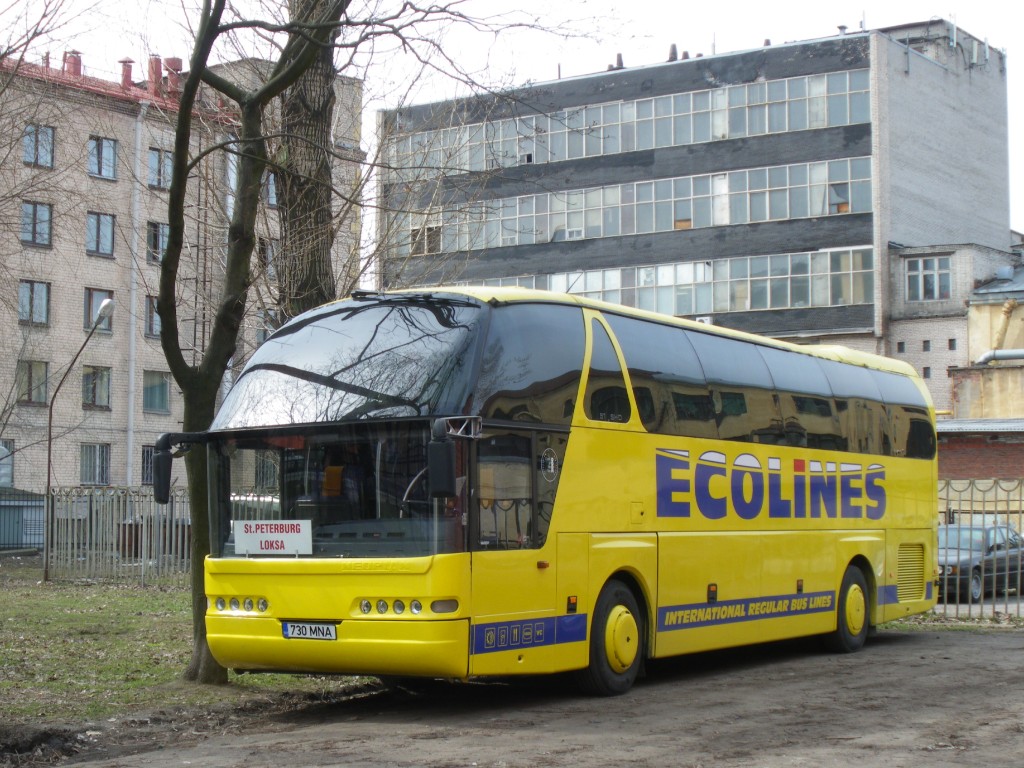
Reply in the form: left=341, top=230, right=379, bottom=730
left=936, top=479, right=1024, bottom=618
left=44, top=486, right=192, bottom=587
left=10, top=481, right=1024, bottom=608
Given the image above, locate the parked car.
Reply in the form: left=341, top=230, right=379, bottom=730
left=938, top=522, right=1024, bottom=603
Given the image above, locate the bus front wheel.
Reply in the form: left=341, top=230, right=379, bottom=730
left=576, top=579, right=644, bottom=696
left=823, top=565, right=869, bottom=653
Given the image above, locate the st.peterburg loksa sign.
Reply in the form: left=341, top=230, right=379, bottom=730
left=232, top=520, right=312, bottom=555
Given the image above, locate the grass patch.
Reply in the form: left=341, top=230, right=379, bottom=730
left=0, top=553, right=363, bottom=729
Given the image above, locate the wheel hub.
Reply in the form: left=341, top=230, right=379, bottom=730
left=604, top=605, right=638, bottom=673
left=845, top=583, right=866, bottom=636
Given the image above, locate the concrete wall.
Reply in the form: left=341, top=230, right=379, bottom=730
left=873, top=25, right=1009, bottom=253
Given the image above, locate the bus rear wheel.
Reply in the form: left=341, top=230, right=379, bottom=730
left=576, top=579, right=644, bottom=696
left=823, top=565, right=869, bottom=653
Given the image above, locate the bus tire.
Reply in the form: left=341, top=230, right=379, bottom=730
left=575, top=579, right=644, bottom=696
left=823, top=565, right=869, bottom=653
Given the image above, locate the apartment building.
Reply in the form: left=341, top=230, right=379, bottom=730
left=377, top=19, right=1016, bottom=412
left=0, top=52, right=363, bottom=493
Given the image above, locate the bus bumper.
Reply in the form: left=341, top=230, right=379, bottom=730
left=206, top=614, right=470, bottom=678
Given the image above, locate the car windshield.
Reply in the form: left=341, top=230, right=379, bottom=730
left=938, top=527, right=986, bottom=551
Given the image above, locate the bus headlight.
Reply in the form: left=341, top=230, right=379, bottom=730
left=393, top=600, right=405, bottom=614
left=376, top=599, right=389, bottom=614
left=360, top=599, right=372, bottom=614
left=410, top=600, right=423, bottom=614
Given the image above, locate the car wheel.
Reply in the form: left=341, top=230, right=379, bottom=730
left=575, top=579, right=644, bottom=696
left=966, top=569, right=983, bottom=602
left=823, top=565, right=869, bottom=653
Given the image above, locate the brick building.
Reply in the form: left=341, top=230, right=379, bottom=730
left=0, top=52, right=363, bottom=493
left=377, top=19, right=1016, bottom=413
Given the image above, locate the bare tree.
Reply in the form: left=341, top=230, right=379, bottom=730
left=158, top=0, right=570, bottom=684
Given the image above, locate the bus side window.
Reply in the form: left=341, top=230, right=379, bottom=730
left=687, top=331, right=784, bottom=444
left=585, top=319, right=631, bottom=423
left=603, top=312, right=716, bottom=439
left=475, top=304, right=585, bottom=426
left=756, top=346, right=844, bottom=450
left=819, top=360, right=891, bottom=456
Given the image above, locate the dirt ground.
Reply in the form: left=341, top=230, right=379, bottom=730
left=5, top=626, right=1024, bottom=767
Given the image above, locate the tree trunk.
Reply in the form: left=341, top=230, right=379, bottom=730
left=277, top=0, right=341, bottom=320
left=181, top=386, right=228, bottom=684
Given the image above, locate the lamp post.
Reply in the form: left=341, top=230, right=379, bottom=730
left=43, top=298, right=114, bottom=581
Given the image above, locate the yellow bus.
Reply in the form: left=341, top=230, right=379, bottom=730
left=155, top=287, right=937, bottom=695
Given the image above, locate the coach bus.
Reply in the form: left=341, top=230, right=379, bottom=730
left=154, top=287, right=937, bottom=695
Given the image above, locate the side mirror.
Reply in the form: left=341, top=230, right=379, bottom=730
left=152, top=432, right=206, bottom=504
left=153, top=447, right=173, bottom=504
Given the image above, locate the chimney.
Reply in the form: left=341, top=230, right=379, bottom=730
left=65, top=50, right=82, bottom=77
left=165, top=57, right=183, bottom=94
left=764, top=38, right=771, bottom=46
left=148, top=54, right=162, bottom=96
left=668, top=44, right=678, bottom=62
left=615, top=53, right=624, bottom=69
left=119, top=58, right=134, bottom=89
left=838, top=25, right=848, bottom=35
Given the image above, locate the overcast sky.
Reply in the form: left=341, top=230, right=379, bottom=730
left=30, top=0, right=1022, bottom=232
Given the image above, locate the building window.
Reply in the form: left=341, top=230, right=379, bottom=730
left=389, top=68, right=871, bottom=179
left=906, top=257, right=951, bottom=301
left=256, top=308, right=278, bottom=345
left=141, top=445, right=155, bottom=485
left=407, top=156, right=872, bottom=257
left=922, top=340, right=931, bottom=352
left=143, top=370, right=171, bottom=413
left=86, top=212, right=116, bottom=256
left=80, top=443, right=111, bottom=485
left=23, top=124, right=54, bottom=168
left=411, top=224, right=442, bottom=255
left=145, top=296, right=162, bottom=337
left=16, top=360, right=48, bottom=404
left=255, top=450, right=278, bottom=489
left=148, top=147, right=173, bottom=189
left=948, top=338, right=957, bottom=351
left=147, top=221, right=169, bottom=263
left=84, top=288, right=114, bottom=331
left=532, top=246, right=873, bottom=316
left=896, top=341, right=905, bottom=354
left=257, top=237, right=278, bottom=280
left=21, top=201, right=52, bottom=246
left=18, top=280, right=50, bottom=326
left=82, top=366, right=111, bottom=409
left=0, top=439, right=13, bottom=487
left=922, top=367, right=931, bottom=379
left=87, top=136, right=117, bottom=179
left=264, top=172, right=278, bottom=208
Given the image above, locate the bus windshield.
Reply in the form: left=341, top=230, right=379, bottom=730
left=208, top=421, right=467, bottom=559
left=213, top=294, right=483, bottom=429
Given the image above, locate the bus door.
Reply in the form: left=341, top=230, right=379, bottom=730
left=469, top=428, right=564, bottom=675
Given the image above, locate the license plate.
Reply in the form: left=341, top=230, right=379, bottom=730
left=282, top=621, right=337, bottom=640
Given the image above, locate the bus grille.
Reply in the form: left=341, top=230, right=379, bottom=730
left=897, top=543, right=926, bottom=602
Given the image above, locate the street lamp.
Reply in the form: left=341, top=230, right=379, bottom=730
left=43, top=298, right=115, bottom=581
